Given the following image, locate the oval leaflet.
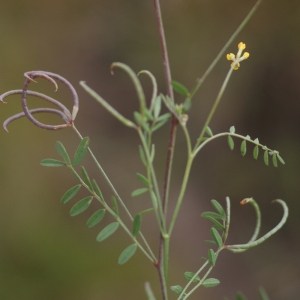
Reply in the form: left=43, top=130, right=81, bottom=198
left=118, top=244, right=137, bottom=264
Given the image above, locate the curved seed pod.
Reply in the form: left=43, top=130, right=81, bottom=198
left=111, top=62, right=146, bottom=118
left=24, top=71, right=78, bottom=116
left=0, top=89, right=71, bottom=119
left=138, top=70, right=158, bottom=112
left=225, top=199, right=288, bottom=251
left=3, top=108, right=70, bottom=132
left=229, top=198, right=261, bottom=253
left=21, top=71, right=79, bottom=130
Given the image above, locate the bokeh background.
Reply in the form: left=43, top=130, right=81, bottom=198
left=0, top=0, right=299, bottom=299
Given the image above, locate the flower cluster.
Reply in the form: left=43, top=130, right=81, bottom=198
left=226, top=42, right=250, bottom=70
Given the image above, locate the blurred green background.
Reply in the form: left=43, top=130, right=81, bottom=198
left=0, top=0, right=299, bottom=299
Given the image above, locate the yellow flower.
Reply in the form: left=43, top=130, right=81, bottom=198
left=238, top=42, right=246, bottom=50
left=226, top=42, right=249, bottom=70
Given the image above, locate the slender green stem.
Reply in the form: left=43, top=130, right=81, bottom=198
left=144, top=282, right=157, bottom=300
left=153, top=0, right=174, bottom=103
left=181, top=247, right=221, bottom=300
left=155, top=117, right=179, bottom=284
left=67, top=165, right=83, bottom=183
left=194, top=67, right=234, bottom=152
left=162, top=235, right=170, bottom=281
left=157, top=116, right=178, bottom=284
left=188, top=0, right=263, bottom=102
left=183, top=265, right=214, bottom=299
left=152, top=1, right=175, bottom=298
left=181, top=123, right=193, bottom=156
left=162, top=117, right=178, bottom=219
left=165, top=124, right=193, bottom=241
left=168, top=154, right=194, bottom=237
left=72, top=125, right=157, bottom=261
left=178, top=260, right=209, bottom=299
left=138, top=128, right=166, bottom=233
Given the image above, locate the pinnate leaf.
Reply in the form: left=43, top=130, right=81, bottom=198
left=150, top=191, right=158, bottom=210
left=40, top=159, right=66, bottom=167
left=73, top=137, right=90, bottom=166
left=70, top=196, right=93, bottom=216
left=228, top=136, right=234, bottom=150
left=150, top=144, right=155, bottom=162
left=131, top=188, right=148, bottom=197
left=156, top=112, right=172, bottom=122
left=138, top=145, right=147, bottom=166
left=96, top=222, right=119, bottom=242
left=277, top=153, right=285, bottom=165
left=202, top=278, right=220, bottom=288
left=210, top=228, right=223, bottom=248
left=61, top=184, right=81, bottom=204
left=153, top=95, right=162, bottom=118
left=204, top=216, right=225, bottom=230
left=133, top=111, right=143, bottom=126
left=81, top=166, right=93, bottom=191
left=86, top=209, right=106, bottom=228
left=211, top=200, right=226, bottom=219
left=111, top=196, right=119, bottom=216
left=151, top=117, right=169, bottom=132
left=208, top=249, right=216, bottom=266
left=55, top=141, right=71, bottom=165
left=201, top=211, right=224, bottom=220
left=171, top=81, right=189, bottom=96
left=240, top=140, right=247, bottom=156
left=136, top=173, right=149, bottom=187
left=170, top=285, right=183, bottom=295
left=144, top=108, right=154, bottom=122
left=132, top=214, right=142, bottom=237
left=92, top=180, right=104, bottom=201
left=118, top=244, right=137, bottom=264
left=184, top=272, right=200, bottom=282
left=264, top=150, right=269, bottom=166
left=205, top=240, right=217, bottom=245
left=56, top=141, right=71, bottom=165
left=272, top=153, right=278, bottom=167
left=205, top=126, right=213, bottom=137
left=183, top=98, right=191, bottom=111
left=253, top=145, right=259, bottom=159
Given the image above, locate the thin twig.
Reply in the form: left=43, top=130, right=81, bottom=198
left=152, top=0, right=174, bottom=102
left=153, top=1, right=177, bottom=298
left=188, top=0, right=263, bottom=101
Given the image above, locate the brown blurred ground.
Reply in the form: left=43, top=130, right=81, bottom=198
left=0, top=0, right=299, bottom=299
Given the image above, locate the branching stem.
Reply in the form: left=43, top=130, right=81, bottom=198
left=152, top=0, right=174, bottom=103
left=153, top=1, right=176, bottom=298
